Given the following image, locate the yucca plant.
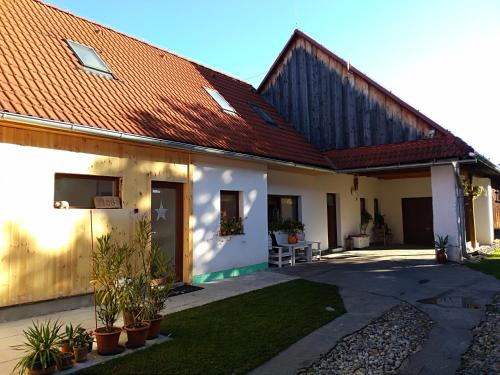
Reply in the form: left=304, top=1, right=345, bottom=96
left=12, top=320, right=62, bottom=375
left=434, top=234, right=449, bottom=252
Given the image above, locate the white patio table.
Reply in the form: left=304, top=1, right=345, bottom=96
left=277, top=241, right=312, bottom=265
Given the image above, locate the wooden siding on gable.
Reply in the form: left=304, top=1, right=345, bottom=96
left=262, top=39, right=437, bottom=151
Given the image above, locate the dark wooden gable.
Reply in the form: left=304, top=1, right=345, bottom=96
left=260, top=33, right=446, bottom=151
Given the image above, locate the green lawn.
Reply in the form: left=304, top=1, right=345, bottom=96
left=466, top=247, right=500, bottom=279
left=79, top=279, right=345, bottom=375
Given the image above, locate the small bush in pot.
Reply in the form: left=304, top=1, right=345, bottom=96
left=136, top=217, right=175, bottom=340
left=143, top=246, right=174, bottom=340
left=12, top=320, right=62, bottom=375
left=282, top=219, right=305, bottom=244
left=122, top=273, right=150, bottom=349
left=72, top=327, right=89, bottom=362
left=59, top=323, right=75, bottom=355
left=90, top=234, right=128, bottom=355
left=434, top=234, right=448, bottom=264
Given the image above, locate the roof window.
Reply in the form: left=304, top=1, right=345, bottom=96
left=66, top=39, right=113, bottom=78
left=250, top=103, right=277, bottom=127
left=204, top=87, right=237, bottom=115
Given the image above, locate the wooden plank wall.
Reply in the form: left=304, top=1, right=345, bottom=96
left=0, top=123, right=192, bottom=307
left=262, top=40, right=434, bottom=150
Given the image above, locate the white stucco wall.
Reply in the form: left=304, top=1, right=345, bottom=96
left=267, top=169, right=380, bottom=247
left=473, top=176, right=494, bottom=245
left=378, top=177, right=432, bottom=244
left=431, top=164, right=463, bottom=262
left=192, top=155, right=268, bottom=276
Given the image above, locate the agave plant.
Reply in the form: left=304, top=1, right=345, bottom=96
left=12, top=320, right=62, bottom=374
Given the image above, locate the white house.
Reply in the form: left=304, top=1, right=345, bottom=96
left=0, top=0, right=498, bottom=318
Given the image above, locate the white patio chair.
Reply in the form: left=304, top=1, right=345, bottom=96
left=268, top=233, right=291, bottom=268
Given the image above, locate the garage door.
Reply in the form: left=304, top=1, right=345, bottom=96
left=402, top=197, right=434, bottom=245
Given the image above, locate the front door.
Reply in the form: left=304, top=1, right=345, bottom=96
left=327, top=193, right=338, bottom=248
left=151, top=182, right=183, bottom=281
left=402, top=197, right=434, bottom=245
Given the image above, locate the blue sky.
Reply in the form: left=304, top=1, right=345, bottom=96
left=48, top=0, right=500, bottom=163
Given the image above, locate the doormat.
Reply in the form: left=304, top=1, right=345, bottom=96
left=169, top=284, right=204, bottom=298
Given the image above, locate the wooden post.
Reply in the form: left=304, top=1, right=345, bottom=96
left=464, top=174, right=477, bottom=249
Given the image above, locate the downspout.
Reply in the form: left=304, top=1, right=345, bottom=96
left=453, top=162, right=469, bottom=260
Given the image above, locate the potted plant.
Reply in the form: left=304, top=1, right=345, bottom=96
left=90, top=234, right=128, bottom=355
left=220, top=214, right=244, bottom=236
left=130, top=218, right=175, bottom=342
left=122, top=274, right=150, bottom=349
left=72, top=327, right=89, bottom=362
left=435, top=234, right=448, bottom=264
left=359, top=210, right=373, bottom=235
left=283, top=219, right=305, bottom=244
left=143, top=245, right=174, bottom=339
left=58, top=351, right=73, bottom=371
left=59, top=323, right=75, bottom=355
left=12, top=320, right=62, bottom=375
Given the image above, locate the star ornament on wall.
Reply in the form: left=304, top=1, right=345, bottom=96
left=155, top=201, right=168, bottom=221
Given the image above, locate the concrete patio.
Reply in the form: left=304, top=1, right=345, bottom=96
left=0, top=271, right=296, bottom=374
left=252, top=248, right=500, bottom=375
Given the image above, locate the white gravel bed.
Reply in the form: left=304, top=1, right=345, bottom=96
left=457, top=294, right=500, bottom=375
left=300, top=302, right=433, bottom=375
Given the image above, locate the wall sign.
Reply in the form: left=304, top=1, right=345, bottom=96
left=94, top=196, right=121, bottom=209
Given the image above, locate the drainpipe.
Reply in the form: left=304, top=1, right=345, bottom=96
left=0, top=111, right=334, bottom=174
left=453, top=162, right=469, bottom=260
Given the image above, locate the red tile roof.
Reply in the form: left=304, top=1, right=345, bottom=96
left=0, top=0, right=330, bottom=168
left=324, top=137, right=474, bottom=170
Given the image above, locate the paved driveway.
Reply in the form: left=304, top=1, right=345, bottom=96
left=251, top=249, right=500, bottom=375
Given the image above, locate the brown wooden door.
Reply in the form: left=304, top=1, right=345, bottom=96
left=402, top=197, right=434, bottom=245
left=327, top=193, right=338, bottom=248
left=151, top=181, right=184, bottom=281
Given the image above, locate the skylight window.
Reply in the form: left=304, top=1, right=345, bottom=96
left=204, top=87, right=237, bottom=115
left=66, top=39, right=113, bottom=78
left=250, top=103, right=277, bottom=127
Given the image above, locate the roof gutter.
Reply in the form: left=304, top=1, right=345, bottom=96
left=336, top=159, right=478, bottom=174
left=0, top=111, right=334, bottom=173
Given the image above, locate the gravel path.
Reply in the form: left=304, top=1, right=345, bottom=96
left=300, top=302, right=433, bottom=375
left=457, top=294, right=500, bottom=375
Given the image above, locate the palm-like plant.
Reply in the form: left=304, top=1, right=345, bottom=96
left=12, top=320, right=62, bottom=374
left=434, top=234, right=449, bottom=252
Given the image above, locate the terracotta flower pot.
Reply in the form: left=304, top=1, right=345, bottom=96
left=28, top=365, right=56, bottom=375
left=145, top=315, right=163, bottom=339
left=57, top=352, right=73, bottom=370
left=288, top=234, right=298, bottom=244
left=73, top=346, right=88, bottom=363
left=125, top=322, right=150, bottom=348
left=94, top=326, right=122, bottom=355
left=436, top=250, right=447, bottom=264
left=60, top=340, right=72, bottom=354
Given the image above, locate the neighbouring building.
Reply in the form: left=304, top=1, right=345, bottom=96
left=0, top=0, right=499, bottom=319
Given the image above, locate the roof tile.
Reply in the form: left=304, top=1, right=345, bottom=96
left=0, top=0, right=330, bottom=167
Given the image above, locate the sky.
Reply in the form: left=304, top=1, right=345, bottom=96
left=47, top=0, right=500, bottom=164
